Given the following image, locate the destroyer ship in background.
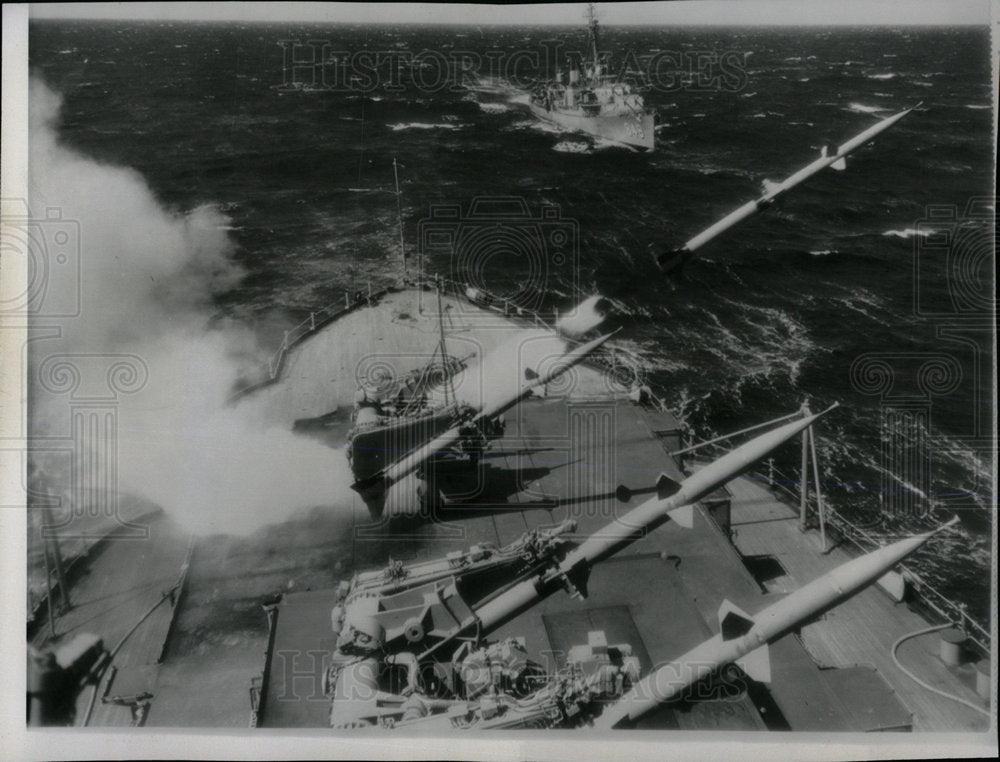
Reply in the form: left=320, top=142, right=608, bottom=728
left=20, top=8, right=996, bottom=748
left=522, top=4, right=657, bottom=150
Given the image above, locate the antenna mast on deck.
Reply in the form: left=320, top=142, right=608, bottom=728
left=434, top=276, right=456, bottom=407
left=393, top=157, right=407, bottom=280
left=587, top=3, right=600, bottom=73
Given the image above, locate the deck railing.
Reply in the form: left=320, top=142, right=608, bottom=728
left=232, top=275, right=667, bottom=411
left=689, top=438, right=992, bottom=659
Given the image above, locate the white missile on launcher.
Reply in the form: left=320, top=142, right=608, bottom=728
left=657, top=104, right=920, bottom=273
left=474, top=404, right=837, bottom=632
left=355, top=327, right=616, bottom=495
left=595, top=514, right=959, bottom=729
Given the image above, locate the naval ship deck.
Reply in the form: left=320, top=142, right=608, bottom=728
left=240, top=287, right=991, bottom=732
left=32, top=287, right=988, bottom=731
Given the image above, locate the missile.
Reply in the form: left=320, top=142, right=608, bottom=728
left=474, top=404, right=837, bottom=632
left=657, top=103, right=920, bottom=272
left=595, top=514, right=959, bottom=729
left=355, top=330, right=616, bottom=494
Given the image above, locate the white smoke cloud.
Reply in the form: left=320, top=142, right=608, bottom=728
left=28, top=77, right=351, bottom=535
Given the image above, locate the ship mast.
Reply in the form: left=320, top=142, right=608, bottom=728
left=393, top=156, right=407, bottom=280
left=587, top=3, right=600, bottom=76
left=434, top=276, right=455, bottom=407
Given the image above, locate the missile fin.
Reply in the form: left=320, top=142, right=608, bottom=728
left=656, top=247, right=694, bottom=274
left=615, top=484, right=633, bottom=503
left=656, top=473, right=683, bottom=500
left=831, top=157, right=847, bottom=171
left=761, top=178, right=781, bottom=195
left=666, top=503, right=694, bottom=529
left=718, top=599, right=755, bottom=640
left=821, top=145, right=829, bottom=158
left=735, top=645, right=772, bottom=684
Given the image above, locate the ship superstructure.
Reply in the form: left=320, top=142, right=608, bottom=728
left=525, top=4, right=656, bottom=151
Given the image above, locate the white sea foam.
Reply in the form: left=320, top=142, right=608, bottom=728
left=847, top=102, right=888, bottom=114
left=477, top=102, right=511, bottom=114
left=882, top=228, right=935, bottom=238
left=388, top=122, right=463, bottom=131
left=867, top=72, right=897, bottom=80
left=553, top=141, right=591, bottom=154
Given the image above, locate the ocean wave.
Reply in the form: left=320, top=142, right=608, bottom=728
left=740, top=91, right=758, bottom=99
left=692, top=300, right=820, bottom=387
left=388, top=122, right=463, bottom=131
left=477, top=102, right=512, bottom=114
left=882, top=227, right=934, bottom=238
left=846, top=102, right=889, bottom=114
left=964, top=104, right=990, bottom=110
left=592, top=138, right=632, bottom=152
left=552, top=141, right=591, bottom=154
left=833, top=291, right=890, bottom=327
left=866, top=72, right=897, bottom=80
left=525, top=120, right=569, bottom=135
left=809, top=249, right=837, bottom=256
left=912, top=80, right=933, bottom=87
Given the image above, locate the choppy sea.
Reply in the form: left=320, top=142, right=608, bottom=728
left=28, top=21, right=995, bottom=622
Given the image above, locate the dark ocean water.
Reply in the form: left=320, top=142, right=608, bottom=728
left=28, top=21, right=995, bottom=622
